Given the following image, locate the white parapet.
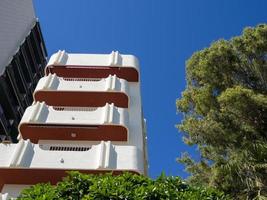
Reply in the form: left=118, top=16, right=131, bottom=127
left=47, top=50, right=139, bottom=69
left=0, top=140, right=143, bottom=172
left=34, top=74, right=130, bottom=107
left=45, top=51, right=140, bottom=82
left=0, top=140, right=144, bottom=198
left=18, top=102, right=129, bottom=143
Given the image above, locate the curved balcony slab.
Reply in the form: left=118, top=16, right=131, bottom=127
left=45, top=51, right=139, bottom=82
left=0, top=140, right=143, bottom=194
left=19, top=102, right=129, bottom=143
left=34, top=74, right=129, bottom=108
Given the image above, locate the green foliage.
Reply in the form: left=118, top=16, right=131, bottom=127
left=176, top=24, right=267, bottom=199
left=17, top=172, right=229, bottom=200
left=16, top=183, right=57, bottom=200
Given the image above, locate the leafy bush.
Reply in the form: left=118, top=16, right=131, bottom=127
left=18, top=171, right=230, bottom=200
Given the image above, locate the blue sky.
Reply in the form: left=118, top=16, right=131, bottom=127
left=34, top=0, right=267, bottom=178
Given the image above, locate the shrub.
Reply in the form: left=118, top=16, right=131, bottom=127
left=18, top=171, right=230, bottom=200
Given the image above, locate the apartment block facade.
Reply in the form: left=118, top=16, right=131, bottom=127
left=0, top=51, right=148, bottom=199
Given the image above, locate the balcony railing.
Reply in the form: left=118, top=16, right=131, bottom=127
left=19, top=102, right=129, bottom=143
left=45, top=51, right=139, bottom=82
left=0, top=140, right=143, bottom=198
left=34, top=74, right=129, bottom=108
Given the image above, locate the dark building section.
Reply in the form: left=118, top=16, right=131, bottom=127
left=0, top=22, right=47, bottom=142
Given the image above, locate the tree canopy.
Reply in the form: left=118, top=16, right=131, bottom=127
left=17, top=172, right=228, bottom=200
left=176, top=24, right=267, bottom=199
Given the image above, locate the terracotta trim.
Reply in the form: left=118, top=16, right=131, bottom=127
left=0, top=168, right=140, bottom=191
left=34, top=91, right=129, bottom=108
left=19, top=124, right=128, bottom=144
left=45, top=65, right=139, bottom=82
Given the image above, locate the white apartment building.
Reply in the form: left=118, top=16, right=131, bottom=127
left=0, top=51, right=148, bottom=199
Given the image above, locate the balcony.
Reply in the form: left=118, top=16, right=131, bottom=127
left=19, top=102, right=129, bottom=143
left=45, top=51, right=139, bottom=82
left=34, top=74, right=129, bottom=108
left=0, top=140, right=144, bottom=198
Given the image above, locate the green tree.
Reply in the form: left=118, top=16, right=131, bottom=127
left=176, top=24, right=267, bottom=199
left=18, top=172, right=229, bottom=200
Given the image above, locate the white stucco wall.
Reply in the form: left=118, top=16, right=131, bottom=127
left=19, top=102, right=128, bottom=127
left=0, top=140, right=143, bottom=172
left=34, top=74, right=129, bottom=100
left=46, top=50, right=139, bottom=71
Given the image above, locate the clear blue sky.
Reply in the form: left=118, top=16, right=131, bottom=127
left=34, top=0, right=267, bottom=178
